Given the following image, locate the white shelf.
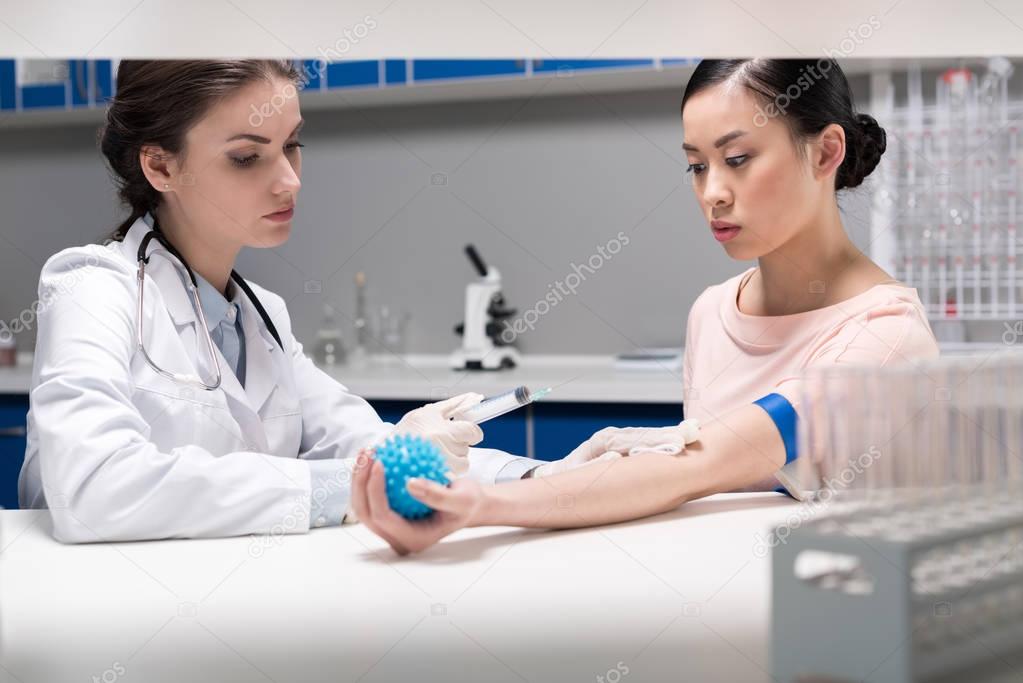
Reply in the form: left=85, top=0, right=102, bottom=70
left=2, top=346, right=1009, bottom=399
left=298, top=63, right=697, bottom=111
left=0, top=353, right=686, bottom=403
left=0, top=57, right=973, bottom=130
left=322, top=353, right=685, bottom=404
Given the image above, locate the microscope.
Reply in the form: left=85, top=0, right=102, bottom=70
left=450, top=245, right=520, bottom=371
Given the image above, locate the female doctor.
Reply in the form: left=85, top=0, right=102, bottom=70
left=18, top=60, right=570, bottom=544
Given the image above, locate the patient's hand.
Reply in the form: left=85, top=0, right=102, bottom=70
left=350, top=448, right=485, bottom=555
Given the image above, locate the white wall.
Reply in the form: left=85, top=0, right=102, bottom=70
left=0, top=78, right=880, bottom=355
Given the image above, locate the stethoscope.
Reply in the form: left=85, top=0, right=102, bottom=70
left=135, top=217, right=284, bottom=391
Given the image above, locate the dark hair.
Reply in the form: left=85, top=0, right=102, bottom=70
left=99, top=60, right=302, bottom=241
left=681, top=59, right=886, bottom=191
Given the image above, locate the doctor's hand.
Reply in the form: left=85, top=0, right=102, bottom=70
left=532, top=420, right=701, bottom=478
left=394, top=393, right=485, bottom=476
left=351, top=448, right=483, bottom=555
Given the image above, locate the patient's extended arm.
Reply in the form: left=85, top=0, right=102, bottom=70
left=351, top=403, right=788, bottom=554
left=471, top=403, right=787, bottom=529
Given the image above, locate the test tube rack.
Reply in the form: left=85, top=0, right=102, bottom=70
left=771, top=487, right=1023, bottom=682
left=876, top=62, right=1023, bottom=322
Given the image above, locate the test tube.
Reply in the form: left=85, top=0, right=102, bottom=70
left=909, top=363, right=935, bottom=509
left=1006, top=356, right=1023, bottom=578
left=1011, top=123, right=1020, bottom=316
left=938, top=226, right=948, bottom=318
left=871, top=369, right=894, bottom=506
left=801, top=367, right=836, bottom=507
left=931, top=360, right=955, bottom=505
left=980, top=362, right=1003, bottom=489
left=907, top=65, right=924, bottom=295
left=952, top=359, right=975, bottom=508
left=1009, top=185, right=1017, bottom=317
left=842, top=367, right=876, bottom=516
left=797, top=367, right=826, bottom=495
left=968, top=68, right=984, bottom=318
left=454, top=386, right=550, bottom=424
left=1007, top=355, right=1023, bottom=487
left=973, top=187, right=983, bottom=318
left=922, top=255, right=933, bottom=315
left=991, top=252, right=1000, bottom=318
left=894, top=365, right=924, bottom=496
left=976, top=361, right=1010, bottom=608
left=965, top=361, right=985, bottom=490
left=924, top=362, right=945, bottom=506
left=1011, top=125, right=1020, bottom=316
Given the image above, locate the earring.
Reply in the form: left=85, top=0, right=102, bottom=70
left=164, top=183, right=170, bottom=190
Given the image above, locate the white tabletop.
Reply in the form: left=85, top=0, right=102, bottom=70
left=1, top=493, right=797, bottom=683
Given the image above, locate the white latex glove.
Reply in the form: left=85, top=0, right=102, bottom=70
left=532, top=420, right=701, bottom=478
left=394, top=393, right=486, bottom=476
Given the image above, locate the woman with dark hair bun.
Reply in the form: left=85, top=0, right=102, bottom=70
left=349, top=59, right=940, bottom=556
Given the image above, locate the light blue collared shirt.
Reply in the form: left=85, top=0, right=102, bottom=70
left=194, top=275, right=246, bottom=386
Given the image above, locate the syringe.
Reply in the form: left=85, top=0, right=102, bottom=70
left=454, top=385, right=551, bottom=424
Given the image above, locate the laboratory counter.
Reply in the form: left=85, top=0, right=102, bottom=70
left=0, top=345, right=995, bottom=402
left=0, top=493, right=795, bottom=683
left=0, top=353, right=686, bottom=403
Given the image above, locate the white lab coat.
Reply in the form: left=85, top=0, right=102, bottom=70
left=19, top=215, right=527, bottom=543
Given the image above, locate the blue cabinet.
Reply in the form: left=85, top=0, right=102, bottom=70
left=19, top=82, right=64, bottom=109
left=0, top=396, right=28, bottom=509
left=300, top=60, right=324, bottom=90
left=0, top=394, right=685, bottom=508
left=0, top=59, right=115, bottom=112
left=412, top=59, right=526, bottom=82
left=326, top=60, right=379, bottom=89
left=0, top=59, right=15, bottom=111
left=368, top=399, right=528, bottom=456
left=532, top=59, right=653, bottom=74
left=68, top=59, right=114, bottom=107
left=0, top=58, right=696, bottom=117
left=369, top=399, right=684, bottom=464
left=532, top=402, right=683, bottom=461
left=383, top=59, right=407, bottom=86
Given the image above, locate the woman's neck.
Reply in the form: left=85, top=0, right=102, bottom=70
left=154, top=206, right=239, bottom=296
left=750, top=202, right=862, bottom=316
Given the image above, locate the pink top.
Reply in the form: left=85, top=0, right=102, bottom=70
left=682, top=267, right=940, bottom=490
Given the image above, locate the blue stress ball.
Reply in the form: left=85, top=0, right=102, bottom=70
left=374, top=434, right=451, bottom=519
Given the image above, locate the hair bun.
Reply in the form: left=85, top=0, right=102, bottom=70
left=836, top=113, right=887, bottom=191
